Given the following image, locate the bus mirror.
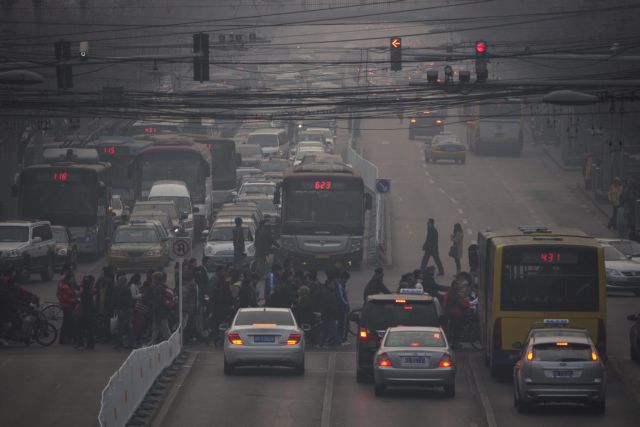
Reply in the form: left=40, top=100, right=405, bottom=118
left=235, top=153, right=242, bottom=167
left=274, top=186, right=281, bottom=205
left=365, top=193, right=373, bottom=210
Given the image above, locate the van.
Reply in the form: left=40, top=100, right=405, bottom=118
left=246, top=128, right=288, bottom=158
left=148, top=180, right=195, bottom=237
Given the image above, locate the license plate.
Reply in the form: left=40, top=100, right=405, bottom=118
left=316, top=254, right=329, bottom=259
left=253, top=335, right=275, bottom=343
left=552, top=370, right=574, bottom=378
left=401, top=356, right=427, bottom=365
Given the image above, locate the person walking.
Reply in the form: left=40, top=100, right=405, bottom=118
left=608, top=177, right=622, bottom=230
left=75, top=275, right=96, bottom=350
left=450, top=223, right=464, bottom=274
left=421, top=218, right=444, bottom=275
left=113, top=275, right=133, bottom=349
left=318, top=277, right=340, bottom=348
left=57, top=269, right=79, bottom=346
left=238, top=274, right=258, bottom=308
left=94, top=266, right=116, bottom=343
left=147, top=272, right=172, bottom=346
left=363, top=267, right=390, bottom=301
left=253, top=220, right=272, bottom=275
left=232, top=217, right=246, bottom=267
left=181, top=268, right=198, bottom=343
left=264, top=264, right=282, bottom=305
left=335, top=271, right=351, bottom=346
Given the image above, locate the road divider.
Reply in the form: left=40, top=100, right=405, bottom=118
left=97, top=329, right=182, bottom=427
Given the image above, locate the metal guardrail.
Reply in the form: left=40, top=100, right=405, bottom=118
left=97, top=329, right=182, bottom=427
left=345, top=136, right=388, bottom=265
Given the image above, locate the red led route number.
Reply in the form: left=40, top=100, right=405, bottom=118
left=314, top=180, right=332, bottom=190
left=539, top=252, right=561, bottom=263
left=52, top=171, right=68, bottom=182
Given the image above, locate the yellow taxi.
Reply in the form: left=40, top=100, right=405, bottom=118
left=108, top=223, right=169, bottom=272
left=425, top=133, right=466, bottom=164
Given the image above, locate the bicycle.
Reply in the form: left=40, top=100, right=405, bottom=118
left=40, top=302, right=63, bottom=330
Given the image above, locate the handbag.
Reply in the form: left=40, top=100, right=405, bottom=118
left=448, top=245, right=456, bottom=258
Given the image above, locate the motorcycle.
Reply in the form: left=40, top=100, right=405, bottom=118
left=0, top=303, right=58, bottom=347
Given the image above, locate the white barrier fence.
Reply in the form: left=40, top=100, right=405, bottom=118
left=98, top=329, right=182, bottom=427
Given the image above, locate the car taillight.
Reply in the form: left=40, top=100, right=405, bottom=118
left=286, top=333, right=302, bottom=345
left=526, top=351, right=534, bottom=361
left=359, top=327, right=371, bottom=341
left=377, top=353, right=392, bottom=367
left=439, top=353, right=453, bottom=368
left=591, top=350, right=599, bottom=361
left=227, top=333, right=243, bottom=345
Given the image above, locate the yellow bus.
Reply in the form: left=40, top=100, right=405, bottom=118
left=476, top=226, right=606, bottom=376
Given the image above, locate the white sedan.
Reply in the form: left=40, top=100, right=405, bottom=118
left=223, top=308, right=305, bottom=375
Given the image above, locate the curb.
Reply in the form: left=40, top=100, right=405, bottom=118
left=467, top=355, right=497, bottom=427
left=149, top=351, right=199, bottom=427
left=608, top=357, right=640, bottom=407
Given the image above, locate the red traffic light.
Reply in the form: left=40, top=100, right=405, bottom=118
left=475, top=41, right=487, bottom=54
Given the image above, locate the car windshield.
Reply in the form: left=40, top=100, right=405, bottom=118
left=610, top=241, right=640, bottom=258
left=247, top=134, right=278, bottom=147
left=384, top=330, right=445, bottom=348
left=0, top=226, right=29, bottom=242
left=363, top=301, right=439, bottom=331
left=207, top=227, right=253, bottom=242
left=52, top=228, right=68, bottom=243
left=240, top=184, right=275, bottom=196
left=234, top=310, right=294, bottom=326
left=133, top=204, right=178, bottom=220
left=604, top=246, right=627, bottom=261
left=260, top=161, right=288, bottom=172
left=238, top=146, right=262, bottom=157
left=114, top=228, right=158, bottom=243
left=532, top=342, right=592, bottom=362
left=149, top=197, right=191, bottom=216
left=131, top=214, right=170, bottom=230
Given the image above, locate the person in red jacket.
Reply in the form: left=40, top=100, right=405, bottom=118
left=442, top=279, right=471, bottom=348
left=57, top=270, right=79, bottom=345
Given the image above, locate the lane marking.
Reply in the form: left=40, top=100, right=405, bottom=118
left=468, top=356, right=497, bottom=427
left=381, top=141, right=390, bottom=145
left=467, top=228, right=473, bottom=235
left=425, top=171, right=429, bottom=176
left=438, top=187, right=445, bottom=194
left=429, top=179, right=435, bottom=184
left=449, top=197, right=458, bottom=204
left=462, top=219, right=468, bottom=224
left=320, top=352, right=337, bottom=427
left=458, top=208, right=464, bottom=214
left=425, top=170, right=430, bottom=176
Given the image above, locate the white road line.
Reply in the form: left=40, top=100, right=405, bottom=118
left=425, top=170, right=430, bottom=176
left=429, top=179, right=435, bottom=184
left=425, top=171, right=429, bottom=176
left=462, top=218, right=468, bottom=224
left=320, top=352, right=337, bottom=427
left=529, top=209, right=536, bottom=214
left=395, top=195, right=404, bottom=203
left=450, top=197, right=458, bottom=204
left=422, top=164, right=427, bottom=169
left=468, top=357, right=498, bottom=427
left=438, top=187, right=445, bottom=194
left=467, top=228, right=473, bottom=235
left=458, top=208, right=464, bottom=214
left=381, top=141, right=390, bottom=145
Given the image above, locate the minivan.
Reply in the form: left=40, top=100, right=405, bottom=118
left=246, top=129, right=288, bottom=158
left=148, top=180, right=195, bottom=237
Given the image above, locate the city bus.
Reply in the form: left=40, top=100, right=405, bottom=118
left=275, top=162, right=372, bottom=268
left=466, top=100, right=524, bottom=156
left=199, top=138, right=239, bottom=211
left=475, top=226, right=606, bottom=376
left=86, top=136, right=152, bottom=205
left=129, top=135, right=212, bottom=234
left=14, top=148, right=113, bottom=256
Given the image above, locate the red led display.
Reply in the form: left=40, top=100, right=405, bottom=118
left=314, top=180, right=332, bottom=190
left=144, top=127, right=157, bottom=134
left=539, top=252, right=561, bottom=263
left=102, top=146, right=116, bottom=155
left=52, top=171, right=68, bottom=182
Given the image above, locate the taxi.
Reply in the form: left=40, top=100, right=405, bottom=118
left=425, top=133, right=466, bottom=164
left=107, top=223, right=169, bottom=272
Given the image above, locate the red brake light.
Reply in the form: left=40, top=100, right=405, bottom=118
left=286, top=333, right=302, bottom=345
left=439, top=353, right=453, bottom=368
left=403, top=306, right=413, bottom=310
left=377, top=353, right=392, bottom=367
left=227, top=333, right=243, bottom=345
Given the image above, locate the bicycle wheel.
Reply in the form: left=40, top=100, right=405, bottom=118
left=34, top=321, right=58, bottom=346
left=41, top=304, right=63, bottom=330
left=348, top=308, right=361, bottom=336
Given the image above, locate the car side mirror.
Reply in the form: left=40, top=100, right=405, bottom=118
left=219, top=323, right=229, bottom=332
left=348, top=311, right=360, bottom=323
left=301, top=323, right=311, bottom=332
left=628, top=314, right=639, bottom=322
left=512, top=341, right=522, bottom=350
left=31, top=236, right=42, bottom=244
left=365, top=193, right=373, bottom=210
left=193, top=206, right=200, bottom=213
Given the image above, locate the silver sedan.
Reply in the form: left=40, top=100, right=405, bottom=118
left=223, top=307, right=305, bottom=375
left=373, top=326, right=456, bottom=397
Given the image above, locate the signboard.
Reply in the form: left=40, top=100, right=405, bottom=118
left=376, top=179, right=391, bottom=193
left=171, top=238, right=192, bottom=260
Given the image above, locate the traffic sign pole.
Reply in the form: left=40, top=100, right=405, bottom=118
left=178, top=258, right=183, bottom=345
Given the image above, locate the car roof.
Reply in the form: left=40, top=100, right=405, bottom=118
left=131, top=210, right=168, bottom=217
left=117, top=224, right=156, bottom=230
left=386, top=326, right=442, bottom=333
left=135, top=200, right=176, bottom=206
left=238, top=307, right=291, bottom=313
left=367, top=293, right=435, bottom=302
left=531, top=334, right=592, bottom=346
left=249, top=128, right=285, bottom=135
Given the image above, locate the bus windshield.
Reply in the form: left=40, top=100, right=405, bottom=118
left=210, top=141, right=237, bottom=190
left=140, top=152, right=205, bottom=200
left=500, top=246, right=599, bottom=312
left=283, top=190, right=363, bottom=229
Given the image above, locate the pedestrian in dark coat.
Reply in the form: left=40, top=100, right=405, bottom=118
left=76, top=275, right=96, bottom=350
left=238, top=276, right=258, bottom=308
left=318, top=279, right=340, bottom=347
left=95, top=266, right=115, bottom=342
left=420, top=218, right=444, bottom=275
left=57, top=270, right=79, bottom=346
left=363, top=267, right=390, bottom=301
left=232, top=217, right=246, bottom=267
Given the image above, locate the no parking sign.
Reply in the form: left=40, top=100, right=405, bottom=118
left=171, top=238, right=192, bottom=260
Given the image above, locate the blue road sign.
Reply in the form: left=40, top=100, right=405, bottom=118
left=376, top=179, right=391, bottom=193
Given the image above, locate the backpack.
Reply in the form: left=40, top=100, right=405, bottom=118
left=163, top=287, right=177, bottom=310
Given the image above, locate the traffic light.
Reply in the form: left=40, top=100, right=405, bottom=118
left=193, top=33, right=210, bottom=82
left=390, top=37, right=402, bottom=71
left=474, top=40, right=488, bottom=82
left=54, top=40, right=72, bottom=89
left=79, top=41, right=89, bottom=62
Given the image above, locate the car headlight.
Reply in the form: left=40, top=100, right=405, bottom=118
left=110, top=249, right=127, bottom=257
left=56, top=248, right=68, bottom=256
left=4, top=249, right=20, bottom=258
left=606, top=268, right=624, bottom=278
left=144, top=248, right=163, bottom=256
